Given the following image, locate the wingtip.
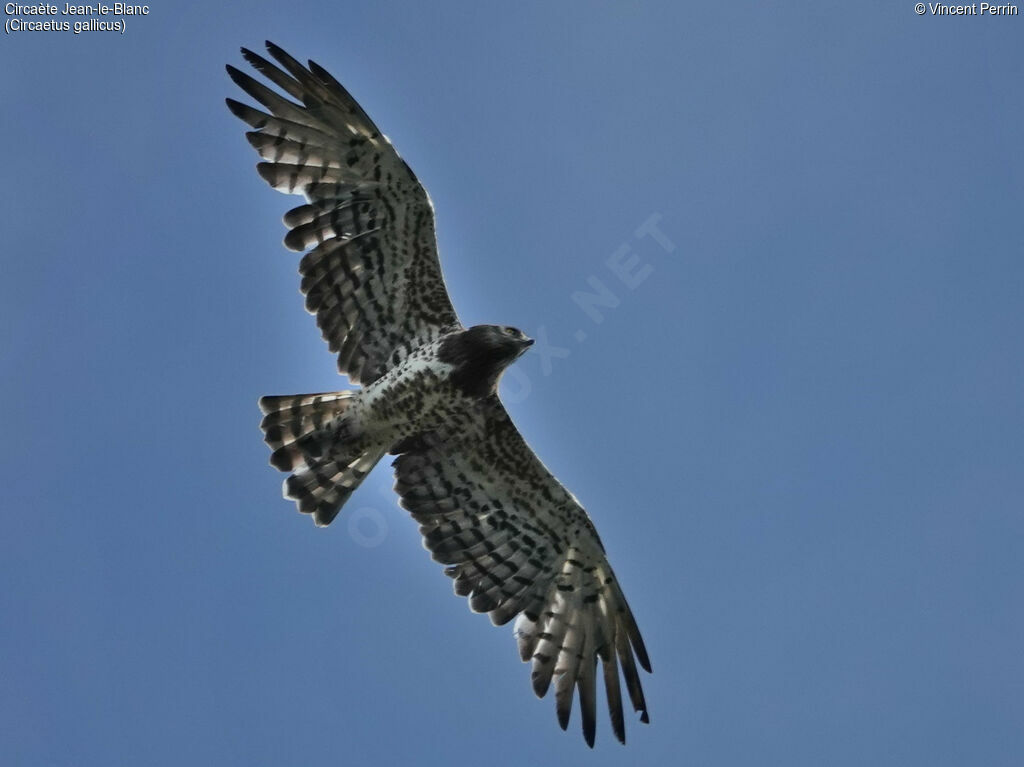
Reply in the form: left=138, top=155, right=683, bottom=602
left=557, top=709, right=570, bottom=731
left=531, top=671, right=550, bottom=699
left=640, top=710, right=650, bottom=724
left=265, top=40, right=303, bottom=73
left=582, top=717, right=596, bottom=748
left=224, top=97, right=246, bottom=118
left=225, top=64, right=250, bottom=89
left=265, top=40, right=284, bottom=57
left=240, top=47, right=261, bottom=67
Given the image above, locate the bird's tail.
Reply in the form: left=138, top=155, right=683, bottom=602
left=259, top=391, right=386, bottom=526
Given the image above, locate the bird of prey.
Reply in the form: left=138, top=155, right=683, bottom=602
left=226, top=42, right=651, bottom=747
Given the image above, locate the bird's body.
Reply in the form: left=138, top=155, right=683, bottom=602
left=261, top=325, right=535, bottom=526
left=228, top=42, right=651, bottom=747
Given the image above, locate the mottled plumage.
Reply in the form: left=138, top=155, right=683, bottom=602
left=228, top=42, right=651, bottom=746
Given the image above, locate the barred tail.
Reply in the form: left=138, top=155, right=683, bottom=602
left=259, top=392, right=385, bottom=527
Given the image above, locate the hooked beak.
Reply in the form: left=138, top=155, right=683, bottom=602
left=518, top=337, right=535, bottom=353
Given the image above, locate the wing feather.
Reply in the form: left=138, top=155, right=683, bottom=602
left=391, top=396, right=651, bottom=746
left=228, top=42, right=461, bottom=384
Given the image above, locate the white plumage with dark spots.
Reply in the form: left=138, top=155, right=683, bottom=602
left=228, top=41, right=651, bottom=747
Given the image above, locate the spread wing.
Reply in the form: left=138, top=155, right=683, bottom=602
left=392, top=396, right=651, bottom=746
left=227, top=42, right=461, bottom=385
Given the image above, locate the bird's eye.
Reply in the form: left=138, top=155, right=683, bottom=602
left=504, top=326, right=519, bottom=336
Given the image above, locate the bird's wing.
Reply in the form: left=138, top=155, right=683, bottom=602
left=227, top=42, right=461, bottom=385
left=391, top=396, right=651, bottom=746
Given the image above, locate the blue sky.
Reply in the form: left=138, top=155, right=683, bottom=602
left=3, top=1, right=1022, bottom=764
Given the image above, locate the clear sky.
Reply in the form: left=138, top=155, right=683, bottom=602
left=3, top=1, right=1022, bottom=764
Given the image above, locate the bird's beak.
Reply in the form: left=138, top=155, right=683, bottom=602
left=521, top=337, right=535, bottom=349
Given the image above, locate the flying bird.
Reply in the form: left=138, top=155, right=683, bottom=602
left=226, top=42, right=651, bottom=747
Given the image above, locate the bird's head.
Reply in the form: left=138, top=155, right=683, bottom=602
left=469, top=324, right=535, bottom=360
left=439, top=325, right=534, bottom=397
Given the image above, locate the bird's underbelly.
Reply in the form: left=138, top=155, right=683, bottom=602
left=354, top=353, right=473, bottom=445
